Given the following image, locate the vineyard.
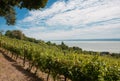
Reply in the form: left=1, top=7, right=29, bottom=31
left=0, top=36, right=120, bottom=81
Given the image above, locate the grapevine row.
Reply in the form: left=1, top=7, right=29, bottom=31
left=0, top=36, right=120, bottom=81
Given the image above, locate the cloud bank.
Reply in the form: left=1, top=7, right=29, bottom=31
left=17, top=0, right=120, bottom=40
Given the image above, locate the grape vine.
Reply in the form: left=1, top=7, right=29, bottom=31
left=0, top=36, right=120, bottom=81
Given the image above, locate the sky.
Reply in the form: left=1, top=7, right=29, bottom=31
left=0, top=0, right=120, bottom=40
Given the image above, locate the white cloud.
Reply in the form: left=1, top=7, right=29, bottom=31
left=17, top=0, right=120, bottom=40
left=17, top=23, right=120, bottom=40
left=46, top=0, right=120, bottom=27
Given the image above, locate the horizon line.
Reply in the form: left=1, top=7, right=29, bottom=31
left=47, top=38, right=120, bottom=41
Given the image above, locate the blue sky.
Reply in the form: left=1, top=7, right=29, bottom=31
left=0, top=0, right=120, bottom=40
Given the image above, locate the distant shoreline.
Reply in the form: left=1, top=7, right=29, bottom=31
left=49, top=40, right=120, bottom=53
left=51, top=39, right=120, bottom=41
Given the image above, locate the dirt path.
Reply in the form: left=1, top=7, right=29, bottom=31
left=0, top=52, right=43, bottom=81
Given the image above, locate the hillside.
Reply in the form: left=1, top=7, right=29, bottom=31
left=0, top=36, right=120, bottom=81
left=0, top=52, right=44, bottom=81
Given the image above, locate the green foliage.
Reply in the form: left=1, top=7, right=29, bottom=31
left=60, top=42, right=69, bottom=50
left=0, top=36, right=120, bottom=81
left=5, top=30, right=25, bottom=40
left=5, top=30, right=44, bottom=43
left=0, top=0, right=48, bottom=25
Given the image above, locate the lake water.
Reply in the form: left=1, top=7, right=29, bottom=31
left=50, top=41, right=120, bottom=53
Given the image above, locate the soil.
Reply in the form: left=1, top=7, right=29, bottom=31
left=0, top=51, right=67, bottom=81
left=0, top=52, right=43, bottom=81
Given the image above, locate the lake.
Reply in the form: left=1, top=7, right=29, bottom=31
left=50, top=40, right=120, bottom=53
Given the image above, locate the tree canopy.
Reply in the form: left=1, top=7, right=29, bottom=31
left=5, top=30, right=25, bottom=40
left=0, top=0, right=48, bottom=25
left=5, top=30, right=43, bottom=43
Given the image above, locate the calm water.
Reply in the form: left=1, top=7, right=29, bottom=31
left=51, top=41, right=120, bottom=53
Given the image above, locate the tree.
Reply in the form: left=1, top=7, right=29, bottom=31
left=0, top=30, right=4, bottom=35
left=5, top=30, right=12, bottom=36
left=5, top=30, right=25, bottom=40
left=46, top=41, right=52, bottom=45
left=60, top=42, right=68, bottom=50
left=72, top=46, right=82, bottom=54
left=0, top=0, right=48, bottom=25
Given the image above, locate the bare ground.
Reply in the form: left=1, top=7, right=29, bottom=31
left=0, top=50, right=68, bottom=81
left=0, top=52, right=43, bottom=81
